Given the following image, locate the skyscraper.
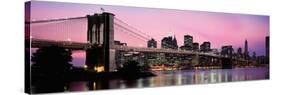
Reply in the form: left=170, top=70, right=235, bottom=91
left=147, top=38, right=157, bottom=48
left=237, top=47, right=242, bottom=58
left=200, top=41, right=211, bottom=52
left=173, top=35, right=178, bottom=49
left=266, top=36, right=269, bottom=64
left=244, top=40, right=249, bottom=59
left=192, top=42, right=199, bottom=51
left=237, top=47, right=242, bottom=54
left=252, top=51, right=256, bottom=60
left=161, top=36, right=178, bottom=49
left=161, top=36, right=171, bottom=49
left=183, top=35, right=193, bottom=50
left=221, top=45, right=233, bottom=57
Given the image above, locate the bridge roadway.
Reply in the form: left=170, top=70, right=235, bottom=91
left=30, top=39, right=247, bottom=61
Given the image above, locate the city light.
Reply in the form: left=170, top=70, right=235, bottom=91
left=83, top=65, right=88, bottom=69
left=94, top=66, right=104, bottom=73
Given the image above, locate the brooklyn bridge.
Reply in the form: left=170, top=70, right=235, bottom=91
left=26, top=12, right=249, bottom=72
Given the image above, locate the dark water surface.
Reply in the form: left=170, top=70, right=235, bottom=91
left=66, top=67, right=269, bottom=92
left=30, top=51, right=269, bottom=93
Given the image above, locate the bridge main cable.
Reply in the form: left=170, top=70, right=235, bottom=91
left=114, top=17, right=153, bottom=38
left=114, top=23, right=149, bottom=41
left=114, top=17, right=161, bottom=43
left=25, top=16, right=87, bottom=24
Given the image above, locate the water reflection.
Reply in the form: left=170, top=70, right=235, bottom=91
left=31, top=51, right=269, bottom=93
left=66, top=67, right=269, bottom=92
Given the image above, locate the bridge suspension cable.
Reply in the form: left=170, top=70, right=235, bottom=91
left=114, top=23, right=149, bottom=42
left=28, top=16, right=87, bottom=42
left=27, top=15, right=158, bottom=46
left=25, top=16, right=87, bottom=24
left=114, top=17, right=161, bottom=43
left=114, top=17, right=154, bottom=39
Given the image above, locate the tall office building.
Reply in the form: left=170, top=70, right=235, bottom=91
left=221, top=45, right=233, bottom=57
left=200, top=41, right=211, bottom=52
left=147, top=38, right=157, bottom=48
left=237, top=47, right=242, bottom=54
left=252, top=51, right=256, bottom=60
left=266, top=36, right=269, bottom=64
left=161, top=35, right=178, bottom=49
left=192, top=42, right=199, bottom=51
left=237, top=47, right=242, bottom=58
left=183, top=35, right=193, bottom=50
left=244, top=40, right=249, bottom=59
left=173, top=35, right=178, bottom=49
left=161, top=36, right=171, bottom=49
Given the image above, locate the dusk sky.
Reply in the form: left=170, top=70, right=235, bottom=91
left=27, top=1, right=269, bottom=56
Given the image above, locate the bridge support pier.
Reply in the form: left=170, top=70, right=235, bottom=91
left=86, top=48, right=106, bottom=72
left=86, top=12, right=115, bottom=72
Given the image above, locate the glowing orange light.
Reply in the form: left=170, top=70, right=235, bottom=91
left=83, top=65, right=88, bottom=69
left=94, top=66, right=104, bottom=72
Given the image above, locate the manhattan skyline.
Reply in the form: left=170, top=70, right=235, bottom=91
left=27, top=1, right=269, bottom=56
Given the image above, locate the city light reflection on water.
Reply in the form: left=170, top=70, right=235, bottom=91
left=66, top=67, right=269, bottom=92
left=30, top=51, right=269, bottom=92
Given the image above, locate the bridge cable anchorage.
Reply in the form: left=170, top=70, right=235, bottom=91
left=25, top=16, right=87, bottom=24
left=114, top=17, right=155, bottom=39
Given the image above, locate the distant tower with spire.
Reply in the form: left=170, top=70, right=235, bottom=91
left=244, top=39, right=249, bottom=59
left=161, top=32, right=178, bottom=50
left=172, top=34, right=178, bottom=49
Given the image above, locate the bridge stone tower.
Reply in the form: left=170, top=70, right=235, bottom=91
left=86, top=12, right=115, bottom=72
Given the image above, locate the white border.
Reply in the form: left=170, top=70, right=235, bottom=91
left=0, top=0, right=279, bottom=95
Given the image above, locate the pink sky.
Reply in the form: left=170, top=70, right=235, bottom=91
left=27, top=1, right=269, bottom=56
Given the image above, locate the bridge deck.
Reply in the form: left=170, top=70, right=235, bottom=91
left=30, top=39, right=215, bottom=56
left=30, top=39, right=247, bottom=61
